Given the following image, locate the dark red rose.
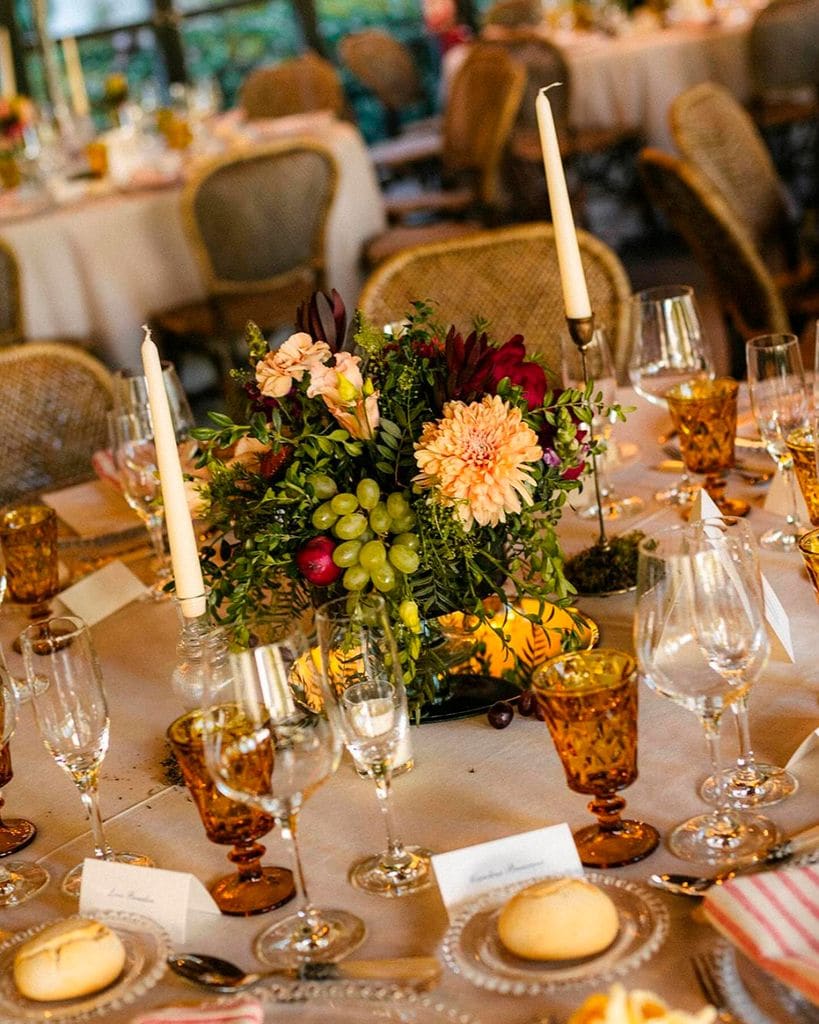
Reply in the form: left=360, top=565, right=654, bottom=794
left=487, top=336, right=549, bottom=410
left=296, top=536, right=342, bottom=586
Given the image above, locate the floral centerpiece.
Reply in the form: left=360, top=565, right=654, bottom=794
left=0, top=94, right=35, bottom=188
left=192, top=291, right=616, bottom=716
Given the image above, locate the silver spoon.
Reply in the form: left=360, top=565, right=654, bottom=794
left=168, top=952, right=442, bottom=993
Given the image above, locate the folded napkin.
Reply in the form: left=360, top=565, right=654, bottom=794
left=703, top=863, right=819, bottom=1006
left=131, top=996, right=263, bottom=1024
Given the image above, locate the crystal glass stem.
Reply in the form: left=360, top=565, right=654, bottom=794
left=701, top=714, right=742, bottom=843
left=146, top=511, right=170, bottom=579
left=278, top=806, right=327, bottom=951
left=781, top=459, right=803, bottom=536
left=373, top=764, right=412, bottom=869
left=75, top=769, right=113, bottom=862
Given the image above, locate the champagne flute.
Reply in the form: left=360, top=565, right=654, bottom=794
left=693, top=516, right=798, bottom=807
left=20, top=616, right=155, bottom=897
left=746, top=333, right=810, bottom=551
left=634, top=527, right=778, bottom=863
left=628, top=285, right=714, bottom=505
left=316, top=595, right=433, bottom=898
left=0, top=661, right=50, bottom=906
left=201, top=629, right=366, bottom=968
left=108, top=409, right=171, bottom=598
left=561, top=327, right=643, bottom=520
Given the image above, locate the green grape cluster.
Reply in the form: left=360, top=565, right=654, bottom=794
left=308, top=475, right=420, bottom=595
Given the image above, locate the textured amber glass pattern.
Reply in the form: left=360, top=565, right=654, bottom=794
left=798, top=527, right=819, bottom=598
left=786, top=427, right=819, bottom=526
left=0, top=505, right=59, bottom=613
left=666, top=378, right=739, bottom=475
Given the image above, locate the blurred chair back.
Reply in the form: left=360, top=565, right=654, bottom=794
left=152, top=141, right=337, bottom=404
left=0, top=237, right=23, bottom=348
left=638, top=147, right=791, bottom=377
left=0, top=342, right=114, bottom=503
left=749, top=0, right=819, bottom=111
left=482, top=0, right=542, bottom=27
left=441, top=42, right=526, bottom=208
left=338, top=30, right=426, bottom=136
left=670, top=82, right=803, bottom=274
left=359, top=222, right=632, bottom=376
left=240, top=52, right=347, bottom=121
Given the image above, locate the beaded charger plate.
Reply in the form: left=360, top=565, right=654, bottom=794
left=441, top=874, right=669, bottom=997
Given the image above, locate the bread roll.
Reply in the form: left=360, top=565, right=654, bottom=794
left=497, top=877, right=619, bottom=961
left=14, top=917, right=126, bottom=1002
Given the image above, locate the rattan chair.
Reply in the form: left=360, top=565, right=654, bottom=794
left=359, top=222, right=632, bottom=378
left=482, top=0, right=542, bottom=27
left=749, top=0, right=819, bottom=129
left=337, top=29, right=431, bottom=137
left=481, top=31, right=641, bottom=221
left=149, top=141, right=337, bottom=402
left=670, top=82, right=807, bottom=283
left=0, top=341, right=114, bottom=503
left=638, top=148, right=794, bottom=377
left=364, top=44, right=526, bottom=265
left=239, top=52, right=348, bottom=121
left=0, top=237, right=23, bottom=349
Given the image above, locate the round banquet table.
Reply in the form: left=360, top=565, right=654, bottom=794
left=0, top=117, right=387, bottom=371
left=0, top=392, right=817, bottom=1023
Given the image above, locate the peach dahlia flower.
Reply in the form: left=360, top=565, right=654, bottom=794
left=414, top=395, right=542, bottom=530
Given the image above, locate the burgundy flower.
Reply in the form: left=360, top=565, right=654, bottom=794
left=296, top=289, right=347, bottom=351
left=436, top=327, right=495, bottom=408
left=487, top=336, right=549, bottom=410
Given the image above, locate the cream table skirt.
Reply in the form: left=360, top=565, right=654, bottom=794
left=0, top=120, right=386, bottom=371
left=0, top=394, right=816, bottom=1023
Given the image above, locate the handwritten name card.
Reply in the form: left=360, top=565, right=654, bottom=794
left=431, top=824, right=582, bottom=915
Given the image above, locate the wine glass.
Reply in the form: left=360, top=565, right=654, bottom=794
left=20, top=616, right=155, bottom=897
left=561, top=327, right=643, bottom=520
left=315, top=595, right=433, bottom=898
left=746, top=333, right=810, bottom=551
left=0, top=657, right=50, bottom=907
left=634, top=527, right=779, bottom=863
left=532, top=648, right=659, bottom=868
left=693, top=516, right=798, bottom=808
left=200, top=629, right=366, bottom=967
left=108, top=409, right=171, bottom=598
left=112, top=361, right=196, bottom=463
left=628, top=285, right=714, bottom=506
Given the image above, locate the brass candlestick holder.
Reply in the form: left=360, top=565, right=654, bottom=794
left=564, top=315, right=642, bottom=596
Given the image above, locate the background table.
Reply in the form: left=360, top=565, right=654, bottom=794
left=0, top=118, right=386, bottom=371
left=1, top=393, right=817, bottom=1023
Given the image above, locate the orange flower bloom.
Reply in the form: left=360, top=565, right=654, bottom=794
left=414, top=395, right=542, bottom=530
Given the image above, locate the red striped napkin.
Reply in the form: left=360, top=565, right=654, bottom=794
left=702, top=863, right=819, bottom=1006
left=131, top=997, right=263, bottom=1024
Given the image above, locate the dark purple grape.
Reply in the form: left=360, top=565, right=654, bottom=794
left=517, top=690, right=536, bottom=717
left=488, top=701, right=514, bottom=729
left=533, top=701, right=546, bottom=721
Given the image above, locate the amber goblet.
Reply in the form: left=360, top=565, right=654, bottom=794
left=167, top=709, right=295, bottom=916
left=665, top=378, right=749, bottom=517
left=785, top=427, right=819, bottom=526
left=0, top=505, right=60, bottom=619
left=532, top=648, right=659, bottom=868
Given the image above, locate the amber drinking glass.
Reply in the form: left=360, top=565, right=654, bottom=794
left=665, top=378, right=749, bottom=516
left=0, top=505, right=60, bottom=618
left=167, top=708, right=295, bottom=916
left=785, top=427, right=819, bottom=526
left=532, top=648, right=659, bottom=868
left=798, top=528, right=819, bottom=599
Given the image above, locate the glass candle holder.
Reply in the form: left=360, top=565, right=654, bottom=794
left=0, top=505, right=60, bottom=618
left=532, top=648, right=659, bottom=868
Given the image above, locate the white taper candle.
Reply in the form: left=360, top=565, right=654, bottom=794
left=0, top=29, right=16, bottom=100
left=535, top=84, right=592, bottom=320
left=140, top=327, right=206, bottom=617
left=62, top=38, right=89, bottom=118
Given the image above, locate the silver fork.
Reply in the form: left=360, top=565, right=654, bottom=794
left=691, top=952, right=743, bottom=1024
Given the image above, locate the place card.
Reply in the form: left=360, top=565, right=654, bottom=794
left=59, top=560, right=148, bottom=627
left=80, top=858, right=220, bottom=943
left=42, top=478, right=140, bottom=538
left=690, top=489, right=794, bottom=662
left=431, top=823, right=583, bottom=914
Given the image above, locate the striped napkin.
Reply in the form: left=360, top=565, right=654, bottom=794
left=131, top=997, right=263, bottom=1024
left=702, top=863, right=819, bottom=1006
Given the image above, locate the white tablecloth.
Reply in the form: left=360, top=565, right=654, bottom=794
left=0, top=119, right=386, bottom=371
left=0, top=393, right=817, bottom=1023
left=445, top=17, right=755, bottom=151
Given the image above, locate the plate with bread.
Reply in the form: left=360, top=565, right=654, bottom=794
left=440, top=874, right=669, bottom=996
left=0, top=912, right=170, bottom=1021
